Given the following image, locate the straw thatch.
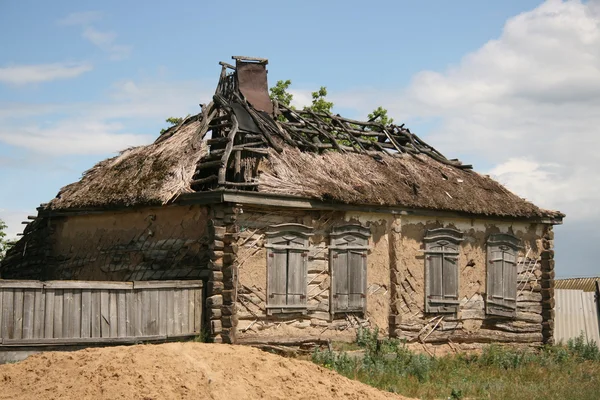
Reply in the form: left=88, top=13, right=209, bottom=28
left=40, top=57, right=562, bottom=220
left=48, top=113, right=208, bottom=210
left=258, top=147, right=545, bottom=218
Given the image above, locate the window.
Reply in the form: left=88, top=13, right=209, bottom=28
left=265, top=224, right=312, bottom=314
left=486, top=233, right=521, bottom=318
left=329, top=224, right=370, bottom=313
left=424, top=228, right=463, bottom=313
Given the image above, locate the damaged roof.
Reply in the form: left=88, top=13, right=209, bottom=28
left=45, top=56, right=564, bottom=221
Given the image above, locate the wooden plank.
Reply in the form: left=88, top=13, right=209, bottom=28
left=0, top=281, right=43, bottom=289
left=109, top=291, right=118, bottom=338
left=117, top=291, right=127, bottom=338
left=333, top=250, right=348, bottom=311
left=136, top=290, right=144, bottom=336
left=442, top=256, right=458, bottom=300
left=126, top=290, right=136, bottom=337
left=267, top=249, right=288, bottom=306
left=81, top=290, right=92, bottom=338
left=348, top=250, right=366, bottom=311
left=53, top=290, right=63, bottom=338
left=133, top=281, right=203, bottom=289
left=44, top=289, right=55, bottom=339
left=2, top=290, right=14, bottom=339
left=72, top=290, right=82, bottom=338
left=62, top=289, right=73, bottom=338
left=141, top=289, right=151, bottom=335
left=13, top=290, right=24, bottom=340
left=2, top=335, right=169, bottom=346
left=0, top=287, right=3, bottom=340
left=91, top=291, right=101, bottom=338
left=43, top=281, right=133, bottom=290
left=166, top=289, right=175, bottom=336
left=150, top=289, right=159, bottom=335
left=180, top=289, right=189, bottom=334
left=100, top=290, right=110, bottom=337
left=193, top=289, right=202, bottom=333
left=187, top=289, right=195, bottom=334
left=173, top=289, right=181, bottom=335
left=22, top=289, right=35, bottom=339
left=158, top=289, right=168, bottom=336
left=33, top=288, right=45, bottom=338
left=287, top=250, right=306, bottom=306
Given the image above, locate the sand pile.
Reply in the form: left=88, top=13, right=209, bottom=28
left=0, top=342, right=410, bottom=400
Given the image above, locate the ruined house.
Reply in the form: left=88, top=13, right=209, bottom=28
left=0, top=56, right=564, bottom=346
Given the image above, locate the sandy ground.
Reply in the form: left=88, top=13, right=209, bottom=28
left=0, top=342, right=411, bottom=400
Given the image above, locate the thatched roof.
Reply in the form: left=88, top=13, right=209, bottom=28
left=44, top=56, right=563, bottom=220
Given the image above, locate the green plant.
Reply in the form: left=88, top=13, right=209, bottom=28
left=567, top=333, right=600, bottom=361
left=160, top=116, right=184, bottom=134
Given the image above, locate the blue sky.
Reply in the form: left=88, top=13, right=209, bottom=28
left=1, top=0, right=599, bottom=277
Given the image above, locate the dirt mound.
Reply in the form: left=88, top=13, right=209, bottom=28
left=0, top=342, right=410, bottom=400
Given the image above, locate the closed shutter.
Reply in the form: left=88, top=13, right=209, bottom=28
left=267, top=249, right=288, bottom=306
left=331, top=248, right=349, bottom=311
left=287, top=249, right=307, bottom=306
left=330, top=224, right=370, bottom=314
left=486, top=234, right=521, bottom=317
left=265, top=224, right=312, bottom=314
left=348, top=250, right=367, bottom=310
left=424, top=228, right=463, bottom=314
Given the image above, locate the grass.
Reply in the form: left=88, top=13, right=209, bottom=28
left=312, top=328, right=600, bottom=400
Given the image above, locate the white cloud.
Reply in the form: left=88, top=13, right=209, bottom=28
left=332, top=0, right=600, bottom=221
left=0, top=120, right=153, bottom=155
left=57, top=11, right=103, bottom=26
left=58, top=11, right=131, bottom=60
left=0, top=78, right=212, bottom=156
left=82, top=27, right=132, bottom=60
left=0, top=62, right=92, bottom=85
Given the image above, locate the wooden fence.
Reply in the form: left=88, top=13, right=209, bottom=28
left=0, top=280, right=203, bottom=346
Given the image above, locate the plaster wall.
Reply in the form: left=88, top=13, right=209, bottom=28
left=46, top=205, right=210, bottom=281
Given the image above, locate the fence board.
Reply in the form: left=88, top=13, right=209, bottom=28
left=100, top=290, right=110, bottom=337
left=188, top=289, right=195, bottom=333
left=22, top=290, right=35, bottom=339
left=13, top=290, right=24, bottom=340
left=91, top=291, right=101, bottom=338
left=53, top=290, right=63, bottom=338
left=109, top=292, right=118, bottom=338
left=158, top=290, right=167, bottom=336
left=117, top=291, right=127, bottom=338
left=0, top=280, right=203, bottom=346
left=81, top=290, right=91, bottom=338
left=33, top=288, right=45, bottom=338
left=0, top=288, right=3, bottom=340
left=1, top=290, right=13, bottom=339
left=44, top=289, right=55, bottom=339
left=167, top=289, right=175, bottom=336
left=72, top=290, right=82, bottom=338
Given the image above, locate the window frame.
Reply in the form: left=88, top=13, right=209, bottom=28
left=424, top=228, right=464, bottom=314
left=264, top=223, right=312, bottom=315
left=329, top=224, right=371, bottom=315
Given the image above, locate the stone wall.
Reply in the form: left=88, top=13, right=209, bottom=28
left=2, top=205, right=211, bottom=281
left=233, top=208, right=392, bottom=342
left=390, top=216, right=548, bottom=345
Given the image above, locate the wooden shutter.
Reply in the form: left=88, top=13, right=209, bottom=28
left=486, top=233, right=521, bottom=317
left=330, top=224, right=370, bottom=314
left=265, top=224, right=312, bottom=314
left=424, top=228, right=463, bottom=314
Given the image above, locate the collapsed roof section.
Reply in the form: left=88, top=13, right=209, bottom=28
left=189, top=56, right=472, bottom=193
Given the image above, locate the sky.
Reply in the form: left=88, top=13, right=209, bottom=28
left=0, top=0, right=598, bottom=278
